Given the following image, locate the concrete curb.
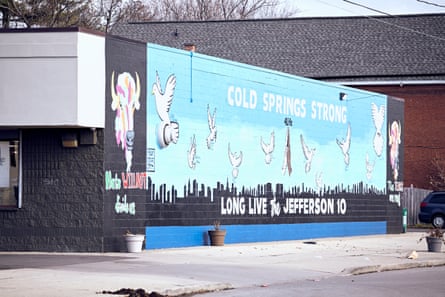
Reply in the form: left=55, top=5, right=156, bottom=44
left=344, top=259, right=445, bottom=275
left=161, top=283, right=234, bottom=297
left=163, top=260, right=445, bottom=297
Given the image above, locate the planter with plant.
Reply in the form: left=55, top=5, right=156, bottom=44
left=208, top=220, right=226, bottom=246
left=418, top=227, right=444, bottom=252
left=123, top=230, right=145, bottom=253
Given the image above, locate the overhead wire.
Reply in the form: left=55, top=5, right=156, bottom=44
left=342, top=0, right=393, bottom=16
left=416, top=0, right=445, bottom=9
left=342, top=0, right=445, bottom=42
left=298, top=0, right=367, bottom=16
left=300, top=0, right=445, bottom=42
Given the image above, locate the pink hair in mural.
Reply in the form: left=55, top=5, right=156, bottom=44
left=389, top=120, right=401, bottom=181
left=111, top=71, right=141, bottom=172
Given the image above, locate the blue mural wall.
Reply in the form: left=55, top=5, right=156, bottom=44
left=146, top=45, right=388, bottom=196
left=105, top=39, right=403, bottom=250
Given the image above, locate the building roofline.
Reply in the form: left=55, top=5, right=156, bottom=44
left=128, top=13, right=445, bottom=25
left=312, top=72, right=445, bottom=80
left=0, top=26, right=105, bottom=36
left=106, top=33, right=148, bottom=45
left=334, top=80, right=445, bottom=86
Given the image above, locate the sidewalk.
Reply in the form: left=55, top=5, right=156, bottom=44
left=0, top=232, right=444, bottom=297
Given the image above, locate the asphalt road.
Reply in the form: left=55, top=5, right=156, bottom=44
left=198, top=266, right=445, bottom=297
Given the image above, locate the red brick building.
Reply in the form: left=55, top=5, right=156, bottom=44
left=360, top=84, right=445, bottom=189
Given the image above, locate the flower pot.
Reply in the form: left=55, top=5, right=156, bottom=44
left=124, top=234, right=145, bottom=253
left=426, top=237, right=443, bottom=252
left=208, top=229, right=226, bottom=246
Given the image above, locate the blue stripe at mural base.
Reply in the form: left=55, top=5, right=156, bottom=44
left=145, top=222, right=386, bottom=249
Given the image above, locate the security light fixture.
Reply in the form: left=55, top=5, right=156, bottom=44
left=62, top=132, right=78, bottom=148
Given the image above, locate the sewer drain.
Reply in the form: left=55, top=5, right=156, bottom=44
left=303, top=241, right=317, bottom=245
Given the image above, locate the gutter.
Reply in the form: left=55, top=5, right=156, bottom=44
left=330, top=80, right=445, bottom=86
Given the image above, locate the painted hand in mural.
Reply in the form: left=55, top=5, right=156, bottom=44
left=336, top=122, right=351, bottom=167
left=228, top=143, right=243, bottom=179
left=300, top=134, right=316, bottom=173
left=152, top=71, right=179, bottom=148
left=389, top=120, right=401, bottom=181
left=206, top=105, right=217, bottom=149
left=371, top=103, right=385, bottom=157
left=110, top=71, right=141, bottom=172
left=260, top=131, right=275, bottom=164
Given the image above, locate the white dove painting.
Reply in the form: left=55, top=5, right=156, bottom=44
left=315, top=171, right=323, bottom=192
left=228, top=143, right=243, bottom=179
left=152, top=71, right=179, bottom=148
left=300, top=134, right=315, bottom=173
left=187, top=134, right=198, bottom=169
left=336, top=122, right=351, bottom=167
left=371, top=102, right=385, bottom=157
left=365, top=152, right=375, bottom=180
left=206, top=104, right=217, bottom=149
left=260, top=131, right=275, bottom=164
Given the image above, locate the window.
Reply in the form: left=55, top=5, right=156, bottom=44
left=0, top=130, right=21, bottom=209
left=430, top=194, right=445, bottom=204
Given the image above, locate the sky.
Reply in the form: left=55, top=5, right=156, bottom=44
left=287, top=0, right=445, bottom=17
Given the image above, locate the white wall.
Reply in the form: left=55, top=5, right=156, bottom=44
left=77, top=32, right=105, bottom=127
left=0, top=30, right=105, bottom=128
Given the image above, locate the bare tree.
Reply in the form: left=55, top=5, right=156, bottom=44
left=0, top=0, right=157, bottom=31
left=0, top=0, right=88, bottom=28
left=1, top=0, right=297, bottom=31
left=120, top=0, right=157, bottom=22
left=0, top=0, right=10, bottom=28
left=429, top=155, right=445, bottom=190
left=83, top=0, right=125, bottom=33
left=158, top=0, right=296, bottom=21
left=88, top=0, right=157, bottom=33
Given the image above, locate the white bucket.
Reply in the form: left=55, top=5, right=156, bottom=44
left=124, top=234, right=145, bottom=253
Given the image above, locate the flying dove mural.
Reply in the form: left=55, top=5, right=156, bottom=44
left=260, top=131, right=275, bottom=164
left=152, top=71, right=179, bottom=148
left=206, top=104, right=217, bottom=149
left=300, top=134, right=316, bottom=173
left=337, top=122, right=351, bottom=167
left=371, top=103, right=385, bottom=157
left=228, top=143, right=243, bottom=179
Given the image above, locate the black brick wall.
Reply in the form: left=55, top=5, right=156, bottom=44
left=0, top=128, right=105, bottom=252
left=386, top=203, right=403, bottom=234
left=103, top=36, right=147, bottom=252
